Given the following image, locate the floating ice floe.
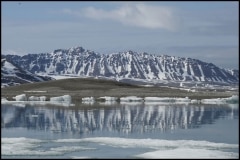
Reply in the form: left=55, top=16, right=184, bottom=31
left=1, top=137, right=95, bottom=156
left=50, top=95, right=72, bottom=103
left=79, top=95, right=238, bottom=105
left=201, top=95, right=239, bottom=104
left=4, top=94, right=239, bottom=106
left=225, top=95, right=239, bottom=103
left=1, top=97, right=8, bottom=101
left=82, top=101, right=95, bottom=105
left=190, top=99, right=200, bottom=104
left=28, top=96, right=46, bottom=101
left=144, top=97, right=191, bottom=103
left=1, top=137, right=238, bottom=158
left=144, top=97, right=175, bottom=105
left=2, top=101, right=74, bottom=107
left=201, top=98, right=225, bottom=104
left=39, top=96, right=47, bottom=101
left=12, top=94, right=27, bottom=101
left=144, top=97, right=174, bottom=102
left=175, top=97, right=191, bottom=103
left=2, top=94, right=74, bottom=107
left=120, top=96, right=143, bottom=102
left=28, top=96, right=40, bottom=101
left=135, top=148, right=238, bottom=159
left=82, top=97, right=95, bottom=102
left=82, top=97, right=95, bottom=105
left=98, top=96, right=117, bottom=101
left=97, top=96, right=118, bottom=105
left=65, top=137, right=238, bottom=159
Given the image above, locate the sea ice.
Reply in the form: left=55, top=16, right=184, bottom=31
left=201, top=95, right=239, bottom=104
left=135, top=148, right=238, bottom=159
left=1, top=137, right=94, bottom=156
left=39, top=96, right=47, bottom=101
left=98, top=96, right=117, bottom=101
left=144, top=97, right=191, bottom=103
left=175, top=97, right=191, bottom=103
left=120, top=96, right=143, bottom=102
left=225, top=95, right=239, bottom=103
left=82, top=97, right=95, bottom=102
left=1, top=97, right=8, bottom=101
left=190, top=99, right=200, bottom=104
left=50, top=95, right=71, bottom=103
left=13, top=94, right=27, bottom=101
left=28, top=96, right=40, bottom=101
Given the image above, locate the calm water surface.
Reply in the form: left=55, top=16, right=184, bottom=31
left=1, top=102, right=239, bottom=159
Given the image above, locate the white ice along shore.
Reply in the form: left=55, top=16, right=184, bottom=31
left=81, top=95, right=239, bottom=105
left=82, top=97, right=95, bottom=105
left=120, top=96, right=144, bottom=102
left=28, top=96, right=47, bottom=101
left=201, top=95, right=239, bottom=104
left=50, top=95, right=72, bottom=103
left=2, top=94, right=74, bottom=107
left=1, top=94, right=238, bottom=106
left=97, top=96, right=118, bottom=101
left=144, top=97, right=191, bottom=103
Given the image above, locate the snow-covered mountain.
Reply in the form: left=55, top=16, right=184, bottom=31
left=2, top=46, right=239, bottom=84
left=1, top=58, right=54, bottom=87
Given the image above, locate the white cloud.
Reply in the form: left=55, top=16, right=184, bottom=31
left=63, top=4, right=178, bottom=31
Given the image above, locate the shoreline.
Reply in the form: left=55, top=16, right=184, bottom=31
left=2, top=87, right=238, bottom=102
left=2, top=95, right=239, bottom=108
left=1, top=77, right=238, bottom=103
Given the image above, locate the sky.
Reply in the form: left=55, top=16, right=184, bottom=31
left=1, top=1, right=239, bottom=69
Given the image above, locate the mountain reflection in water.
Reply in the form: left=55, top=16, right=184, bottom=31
left=1, top=103, right=238, bottom=135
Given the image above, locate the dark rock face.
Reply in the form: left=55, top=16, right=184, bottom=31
left=2, top=46, right=239, bottom=84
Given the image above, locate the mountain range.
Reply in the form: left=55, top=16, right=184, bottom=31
left=2, top=46, right=239, bottom=87
left=1, top=58, right=54, bottom=87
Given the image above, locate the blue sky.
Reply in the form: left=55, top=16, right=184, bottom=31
left=1, top=1, right=239, bottom=69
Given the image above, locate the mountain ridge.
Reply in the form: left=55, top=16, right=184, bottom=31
left=1, top=58, right=54, bottom=87
left=2, top=46, right=239, bottom=85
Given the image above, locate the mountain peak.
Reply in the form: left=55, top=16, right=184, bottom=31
left=69, top=46, right=85, bottom=53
